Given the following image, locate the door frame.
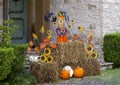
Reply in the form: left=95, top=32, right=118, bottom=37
left=3, top=0, right=50, bottom=44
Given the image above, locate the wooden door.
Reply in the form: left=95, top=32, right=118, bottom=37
left=9, top=0, right=28, bottom=44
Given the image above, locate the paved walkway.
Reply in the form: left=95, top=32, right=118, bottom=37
left=37, top=77, right=120, bottom=85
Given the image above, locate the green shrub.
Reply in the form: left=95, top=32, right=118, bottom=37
left=0, top=19, right=18, bottom=44
left=103, top=33, right=120, bottom=68
left=0, top=44, right=28, bottom=79
left=0, top=48, right=15, bottom=81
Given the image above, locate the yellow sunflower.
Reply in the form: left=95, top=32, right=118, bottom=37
left=47, top=30, right=52, bottom=35
left=68, top=24, right=72, bottom=29
left=86, top=51, right=91, bottom=58
left=71, top=19, right=74, bottom=23
left=78, top=26, right=84, bottom=32
left=86, top=45, right=94, bottom=52
left=46, top=55, right=54, bottom=63
left=44, top=47, right=51, bottom=55
left=91, top=51, right=98, bottom=59
left=60, top=29, right=66, bottom=33
left=40, top=54, right=46, bottom=63
left=52, top=22, right=57, bottom=26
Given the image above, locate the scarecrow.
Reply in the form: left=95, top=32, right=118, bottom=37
left=56, top=12, right=67, bottom=43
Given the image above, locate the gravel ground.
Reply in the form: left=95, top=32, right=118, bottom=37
left=37, top=77, right=120, bottom=85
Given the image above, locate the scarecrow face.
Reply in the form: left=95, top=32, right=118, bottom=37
left=57, top=18, right=64, bottom=28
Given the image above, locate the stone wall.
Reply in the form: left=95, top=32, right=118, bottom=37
left=0, top=0, right=3, bottom=25
left=50, top=0, right=104, bottom=63
left=102, top=0, right=120, bottom=36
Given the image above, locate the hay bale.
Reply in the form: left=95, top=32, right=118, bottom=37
left=55, top=40, right=100, bottom=76
left=30, top=62, right=59, bottom=83
left=55, top=40, right=87, bottom=69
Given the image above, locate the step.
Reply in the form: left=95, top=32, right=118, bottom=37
left=100, top=62, right=113, bottom=70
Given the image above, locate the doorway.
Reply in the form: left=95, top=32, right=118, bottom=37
left=4, top=0, right=50, bottom=44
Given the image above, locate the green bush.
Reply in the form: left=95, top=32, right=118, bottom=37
left=103, top=33, right=120, bottom=68
left=0, top=48, right=15, bottom=81
left=0, top=19, right=18, bottom=44
left=0, top=44, right=28, bottom=79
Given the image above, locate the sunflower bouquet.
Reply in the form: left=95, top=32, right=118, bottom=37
left=39, top=42, right=57, bottom=64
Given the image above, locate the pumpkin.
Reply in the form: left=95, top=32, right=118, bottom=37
left=27, top=46, right=31, bottom=52
left=29, top=55, right=40, bottom=62
left=73, top=67, right=84, bottom=78
left=73, top=34, right=79, bottom=40
left=60, top=70, right=70, bottom=80
left=44, top=38, right=50, bottom=43
left=29, top=41, right=33, bottom=47
left=40, top=43, right=46, bottom=49
left=63, top=66, right=73, bottom=77
left=50, top=43, right=57, bottom=49
left=34, top=47, right=39, bottom=53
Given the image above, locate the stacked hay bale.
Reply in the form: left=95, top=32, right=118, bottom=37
left=30, top=62, right=59, bottom=83
left=55, top=40, right=100, bottom=76
left=30, top=40, right=100, bottom=83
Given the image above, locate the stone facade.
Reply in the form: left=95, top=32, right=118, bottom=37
left=103, top=0, right=120, bottom=36
left=0, top=0, right=3, bottom=25
left=50, top=0, right=120, bottom=63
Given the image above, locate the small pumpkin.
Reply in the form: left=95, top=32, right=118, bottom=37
left=50, top=43, right=57, bottom=49
left=29, top=41, right=33, bottom=47
left=27, top=46, right=31, bottom=52
left=44, top=38, right=50, bottom=43
left=63, top=66, right=73, bottom=77
left=73, top=67, right=84, bottom=78
left=34, top=47, right=39, bottom=53
left=73, top=34, right=79, bottom=40
left=60, top=70, right=70, bottom=80
left=40, top=43, right=46, bottom=49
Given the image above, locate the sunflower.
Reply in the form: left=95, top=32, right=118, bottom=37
left=68, top=24, right=72, bottom=29
left=44, top=47, right=51, bottom=55
left=78, top=26, right=84, bottom=32
left=60, top=29, right=66, bottom=33
left=40, top=54, right=46, bottom=63
left=52, top=22, right=57, bottom=26
left=86, top=45, right=94, bottom=52
left=46, top=55, right=54, bottom=63
left=87, top=52, right=92, bottom=58
left=91, top=51, right=97, bottom=59
left=71, top=19, right=74, bottom=23
left=47, top=30, right=52, bottom=35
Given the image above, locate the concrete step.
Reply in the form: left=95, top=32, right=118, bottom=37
left=100, top=62, right=113, bottom=70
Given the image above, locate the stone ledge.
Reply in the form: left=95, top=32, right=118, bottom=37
left=100, top=62, right=113, bottom=70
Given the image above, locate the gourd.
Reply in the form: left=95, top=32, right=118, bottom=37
left=29, top=55, right=40, bottom=62
left=40, top=43, right=46, bottom=49
left=63, top=66, right=73, bottom=77
left=50, top=43, right=57, bottom=49
left=44, top=38, right=50, bottom=43
left=60, top=70, right=70, bottom=80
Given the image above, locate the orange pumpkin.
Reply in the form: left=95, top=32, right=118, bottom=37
left=73, top=34, right=79, bottom=40
left=27, top=46, right=31, bottom=52
left=73, top=67, right=84, bottom=78
left=60, top=70, right=70, bottom=80
left=29, top=41, right=33, bottom=47
left=40, top=43, right=46, bottom=49
left=34, top=47, right=39, bottom=53
left=50, top=43, right=57, bottom=49
left=44, top=38, right=50, bottom=43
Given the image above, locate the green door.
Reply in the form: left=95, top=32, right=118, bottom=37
left=9, top=0, right=28, bottom=44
